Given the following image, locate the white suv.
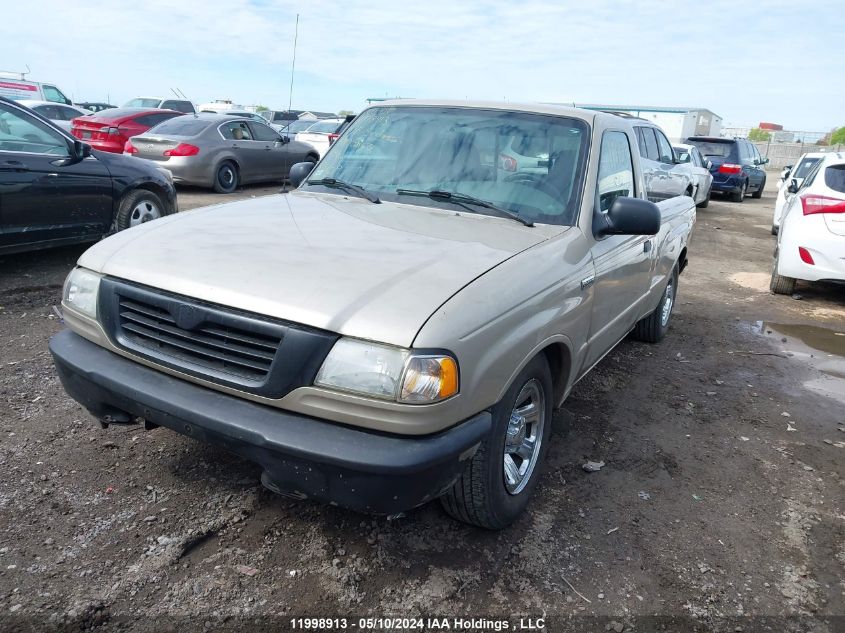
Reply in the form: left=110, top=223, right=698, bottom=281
left=771, top=152, right=826, bottom=234
left=771, top=152, right=845, bottom=294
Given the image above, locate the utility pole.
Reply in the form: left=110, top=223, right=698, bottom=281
left=288, top=13, right=299, bottom=113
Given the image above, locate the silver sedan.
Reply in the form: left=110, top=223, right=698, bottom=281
left=126, top=114, right=320, bottom=193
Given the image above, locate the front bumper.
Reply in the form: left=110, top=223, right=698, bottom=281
left=49, top=330, right=491, bottom=514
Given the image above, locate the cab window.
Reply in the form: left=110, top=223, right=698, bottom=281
left=42, top=84, right=71, bottom=105
left=636, top=126, right=659, bottom=161
left=596, top=131, right=636, bottom=212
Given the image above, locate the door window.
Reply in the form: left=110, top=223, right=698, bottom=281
left=248, top=121, right=281, bottom=142
left=655, top=130, right=675, bottom=164
left=0, top=102, right=69, bottom=155
left=219, top=121, right=253, bottom=140
left=636, top=126, right=659, bottom=161
left=596, top=131, right=636, bottom=213
left=690, top=147, right=703, bottom=167
left=42, top=85, right=71, bottom=104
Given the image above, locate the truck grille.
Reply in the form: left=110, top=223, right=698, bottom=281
left=118, top=296, right=280, bottom=381
left=98, top=278, right=339, bottom=399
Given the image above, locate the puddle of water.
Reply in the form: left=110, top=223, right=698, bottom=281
left=750, top=321, right=845, bottom=404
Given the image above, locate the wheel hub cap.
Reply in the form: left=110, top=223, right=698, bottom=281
left=129, top=200, right=161, bottom=228
left=503, top=379, right=545, bottom=495
left=660, top=282, right=674, bottom=327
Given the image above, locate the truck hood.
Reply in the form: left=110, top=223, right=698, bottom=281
left=79, top=192, right=563, bottom=347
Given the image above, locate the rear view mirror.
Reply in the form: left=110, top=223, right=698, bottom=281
left=595, top=197, right=661, bottom=237
left=288, top=161, right=316, bottom=188
left=787, top=179, right=799, bottom=194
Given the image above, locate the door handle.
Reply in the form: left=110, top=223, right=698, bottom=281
left=580, top=275, right=595, bottom=290
left=644, top=240, right=652, bottom=253
left=0, top=161, right=27, bottom=172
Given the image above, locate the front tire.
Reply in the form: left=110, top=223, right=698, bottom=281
left=440, top=355, right=553, bottom=529
left=115, top=189, right=166, bottom=232
left=213, top=161, right=239, bottom=194
left=770, top=254, right=796, bottom=295
left=633, top=266, right=678, bottom=343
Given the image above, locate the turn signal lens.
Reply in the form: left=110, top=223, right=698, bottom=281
left=399, top=355, right=459, bottom=403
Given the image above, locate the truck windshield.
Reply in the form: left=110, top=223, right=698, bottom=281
left=307, top=106, right=591, bottom=226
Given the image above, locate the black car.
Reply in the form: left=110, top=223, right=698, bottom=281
left=685, top=136, right=768, bottom=202
left=77, top=102, right=117, bottom=113
left=0, top=96, right=177, bottom=255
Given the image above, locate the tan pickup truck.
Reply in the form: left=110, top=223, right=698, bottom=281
left=50, top=100, right=695, bottom=528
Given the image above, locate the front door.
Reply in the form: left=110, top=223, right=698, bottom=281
left=0, top=101, right=112, bottom=250
left=582, top=130, right=652, bottom=373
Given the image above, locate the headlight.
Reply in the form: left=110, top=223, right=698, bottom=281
left=62, top=268, right=102, bottom=319
left=314, top=338, right=459, bottom=404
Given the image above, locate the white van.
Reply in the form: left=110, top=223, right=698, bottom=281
left=0, top=77, right=73, bottom=105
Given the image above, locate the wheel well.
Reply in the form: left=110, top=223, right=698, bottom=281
left=307, top=153, right=319, bottom=162
left=126, top=182, right=168, bottom=206
left=678, top=246, right=688, bottom=274
left=686, top=185, right=694, bottom=196
left=540, top=342, right=572, bottom=406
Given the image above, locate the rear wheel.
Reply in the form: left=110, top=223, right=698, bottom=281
left=213, top=161, right=239, bottom=194
left=633, top=266, right=678, bottom=343
left=731, top=181, right=747, bottom=202
left=770, top=254, right=796, bottom=295
left=751, top=176, right=766, bottom=199
left=115, top=189, right=165, bottom=232
left=440, top=355, right=553, bottom=529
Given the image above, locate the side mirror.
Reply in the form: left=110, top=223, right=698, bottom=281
left=787, top=179, right=799, bottom=194
left=69, top=139, right=91, bottom=162
left=761, top=157, right=769, bottom=165
left=595, top=196, right=661, bottom=237
left=276, top=135, right=290, bottom=145
left=288, top=161, right=316, bottom=188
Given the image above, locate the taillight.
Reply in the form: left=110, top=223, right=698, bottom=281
left=499, top=154, right=517, bottom=172
left=124, top=140, right=137, bottom=154
left=718, top=163, right=742, bottom=174
left=327, top=133, right=340, bottom=145
left=800, top=194, right=845, bottom=216
left=163, top=143, right=200, bottom=157
left=798, top=247, right=815, bottom=265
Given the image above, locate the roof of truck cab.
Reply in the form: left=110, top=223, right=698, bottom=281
left=371, top=99, right=598, bottom=122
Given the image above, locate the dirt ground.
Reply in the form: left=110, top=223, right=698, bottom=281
left=0, top=181, right=843, bottom=633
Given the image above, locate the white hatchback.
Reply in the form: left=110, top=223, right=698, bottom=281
left=771, top=151, right=826, bottom=234
left=770, top=152, right=845, bottom=294
left=294, top=118, right=345, bottom=159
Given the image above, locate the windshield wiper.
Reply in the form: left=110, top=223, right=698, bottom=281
left=395, top=189, right=533, bottom=227
left=305, top=178, right=380, bottom=203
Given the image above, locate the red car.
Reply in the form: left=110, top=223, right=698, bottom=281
left=70, top=108, right=183, bottom=153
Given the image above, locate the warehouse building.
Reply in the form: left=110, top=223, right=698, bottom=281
left=560, top=104, right=723, bottom=141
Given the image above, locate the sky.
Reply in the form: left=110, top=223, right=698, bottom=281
left=2, top=0, right=842, bottom=132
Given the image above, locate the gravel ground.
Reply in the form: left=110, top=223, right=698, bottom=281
left=0, top=182, right=843, bottom=633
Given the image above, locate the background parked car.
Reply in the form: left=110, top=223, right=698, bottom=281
left=772, top=152, right=825, bottom=234
left=771, top=152, right=845, bottom=294
left=629, top=118, right=693, bottom=201
left=125, top=114, right=320, bottom=193
left=686, top=136, right=767, bottom=202
left=277, top=118, right=318, bottom=140
left=70, top=108, right=183, bottom=154
left=0, top=76, right=73, bottom=105
left=674, top=143, right=714, bottom=208
left=0, top=96, right=177, bottom=255
left=123, top=96, right=196, bottom=114
left=77, top=102, right=116, bottom=113
left=295, top=118, right=345, bottom=158
left=15, top=100, right=91, bottom=131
